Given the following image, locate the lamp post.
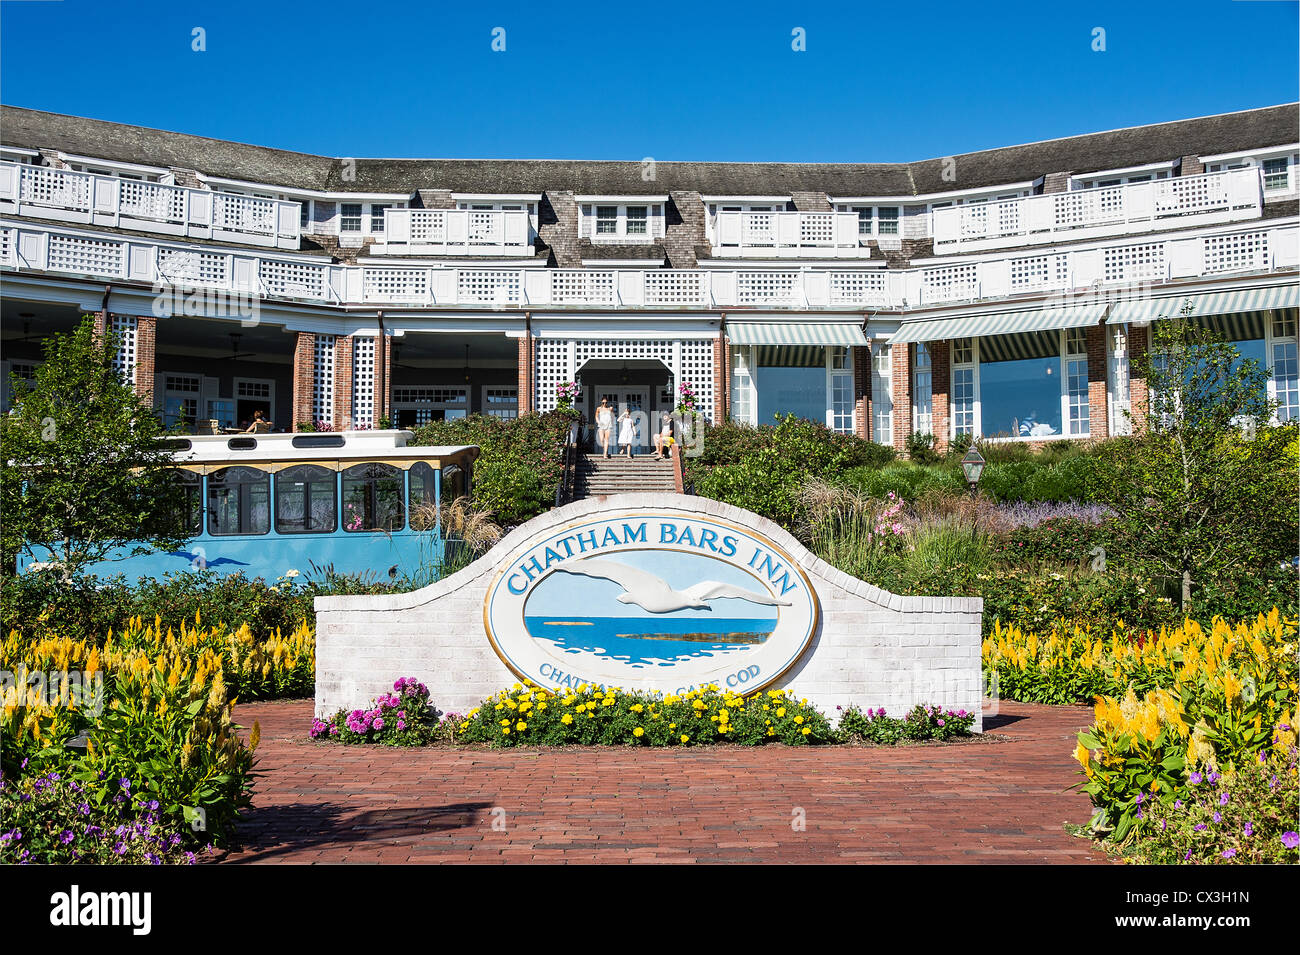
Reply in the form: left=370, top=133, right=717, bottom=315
left=961, top=447, right=985, bottom=499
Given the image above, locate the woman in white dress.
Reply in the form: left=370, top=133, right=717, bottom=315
left=595, top=398, right=615, bottom=458
left=617, top=407, right=637, bottom=457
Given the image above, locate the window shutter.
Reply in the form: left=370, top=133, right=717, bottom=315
left=579, top=204, right=592, bottom=238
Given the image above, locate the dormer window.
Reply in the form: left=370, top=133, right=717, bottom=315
left=626, top=206, right=648, bottom=235
left=340, top=203, right=363, bottom=232
left=835, top=205, right=900, bottom=236
left=579, top=201, right=665, bottom=242
left=596, top=206, right=618, bottom=235
left=1264, top=157, right=1291, bottom=192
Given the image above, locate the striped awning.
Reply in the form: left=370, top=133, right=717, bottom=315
left=727, top=321, right=868, bottom=346
left=1106, top=285, right=1299, bottom=325
left=888, top=303, right=1108, bottom=345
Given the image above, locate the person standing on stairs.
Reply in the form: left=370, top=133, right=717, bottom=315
left=596, top=397, right=615, bottom=458
left=617, top=406, right=637, bottom=457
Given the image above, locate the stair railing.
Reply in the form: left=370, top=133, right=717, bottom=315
left=555, top=419, right=581, bottom=507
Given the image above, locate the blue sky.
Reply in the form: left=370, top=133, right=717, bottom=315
left=1, top=0, right=1296, bottom=162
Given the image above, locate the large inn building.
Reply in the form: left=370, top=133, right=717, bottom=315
left=0, top=104, right=1297, bottom=447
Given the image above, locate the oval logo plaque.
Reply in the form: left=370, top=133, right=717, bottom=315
left=483, top=511, right=819, bottom=695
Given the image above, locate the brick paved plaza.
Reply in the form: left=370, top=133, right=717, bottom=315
left=225, top=699, right=1110, bottom=864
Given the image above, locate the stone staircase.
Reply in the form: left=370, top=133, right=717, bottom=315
left=573, top=452, right=677, bottom=499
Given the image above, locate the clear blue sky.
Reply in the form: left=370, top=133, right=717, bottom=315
left=1, top=0, right=1296, bottom=162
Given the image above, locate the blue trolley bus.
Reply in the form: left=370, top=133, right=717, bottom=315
left=16, top=430, right=479, bottom=583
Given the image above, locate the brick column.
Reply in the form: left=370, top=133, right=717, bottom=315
left=1177, top=155, right=1205, bottom=177
left=713, top=334, right=728, bottom=423
left=134, top=315, right=157, bottom=408
left=291, top=331, right=316, bottom=431
left=516, top=335, right=533, bottom=415
left=852, top=344, right=871, bottom=440
left=930, top=340, right=951, bottom=452
left=891, top=342, right=912, bottom=453
left=1085, top=323, right=1109, bottom=440
left=1128, top=324, right=1150, bottom=433
left=91, top=311, right=107, bottom=338
left=333, top=335, right=354, bottom=429
left=374, top=331, right=392, bottom=425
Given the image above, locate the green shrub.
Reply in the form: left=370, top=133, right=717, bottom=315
left=836, top=704, right=977, bottom=743
left=412, top=411, right=573, bottom=525
left=840, top=463, right=965, bottom=501
left=905, top=431, right=939, bottom=464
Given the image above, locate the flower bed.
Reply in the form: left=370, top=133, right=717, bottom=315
left=312, top=677, right=443, bottom=745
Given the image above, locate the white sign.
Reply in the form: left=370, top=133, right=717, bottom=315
left=483, top=511, right=819, bottom=695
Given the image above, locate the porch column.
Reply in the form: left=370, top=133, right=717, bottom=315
left=931, top=340, right=951, bottom=452
left=292, top=331, right=316, bottom=430
left=1128, top=324, right=1150, bottom=433
left=1086, top=323, right=1110, bottom=440
left=713, top=334, right=728, bottom=423
left=333, top=335, right=354, bottom=429
left=891, top=342, right=912, bottom=453
left=516, top=335, right=533, bottom=415
left=374, top=331, right=392, bottom=425
left=133, top=315, right=158, bottom=408
left=852, top=344, right=871, bottom=440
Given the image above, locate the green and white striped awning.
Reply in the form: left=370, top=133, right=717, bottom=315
left=727, top=321, right=869, bottom=346
left=1106, top=285, right=1299, bottom=326
left=888, top=303, right=1108, bottom=345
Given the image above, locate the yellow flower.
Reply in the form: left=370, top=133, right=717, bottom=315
left=680, top=734, right=690, bottom=743
left=516, top=721, right=527, bottom=731
left=794, top=715, right=804, bottom=725
left=777, top=707, right=786, bottom=717
left=633, top=727, right=644, bottom=737
left=561, top=713, right=573, bottom=725
left=502, top=727, right=510, bottom=735
left=801, top=727, right=811, bottom=736
left=499, top=718, right=510, bottom=727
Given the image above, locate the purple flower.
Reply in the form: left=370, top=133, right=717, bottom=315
left=119, top=778, right=131, bottom=790
left=1194, top=824, right=1207, bottom=831
left=58, top=830, right=74, bottom=844
left=1244, top=822, right=1254, bottom=837
left=1218, top=792, right=1229, bottom=806
left=1282, top=831, right=1300, bottom=850
left=1207, top=771, right=1220, bottom=784
left=1188, top=771, right=1203, bottom=784
left=1174, top=800, right=1183, bottom=809
left=373, top=717, right=385, bottom=730
left=1221, top=849, right=1237, bottom=859
left=1213, top=812, right=1222, bottom=824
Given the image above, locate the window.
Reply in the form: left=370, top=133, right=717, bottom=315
left=877, top=207, right=899, bottom=235
left=340, top=203, right=362, bottom=232
left=872, top=344, right=893, bottom=445
left=342, top=462, right=405, bottom=532
left=275, top=465, right=337, bottom=534
left=951, top=338, right=975, bottom=437
left=299, top=200, right=311, bottom=230
left=1273, top=313, right=1299, bottom=422
left=753, top=345, right=855, bottom=434
left=829, top=347, right=853, bottom=434
left=912, top=343, right=932, bottom=436
left=207, top=466, right=270, bottom=536
left=596, top=206, right=618, bottom=235
left=482, top=387, right=518, bottom=420
left=730, top=346, right=755, bottom=426
left=409, top=462, right=438, bottom=526
left=836, top=205, right=898, bottom=237
left=370, top=204, right=390, bottom=233
left=853, top=207, right=872, bottom=236
left=158, top=471, right=202, bottom=537
left=1263, top=157, right=1290, bottom=192
left=1065, top=328, right=1090, bottom=437
left=625, top=206, right=648, bottom=235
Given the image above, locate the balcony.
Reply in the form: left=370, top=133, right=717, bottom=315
left=371, top=208, right=533, bottom=256
left=0, top=161, right=301, bottom=251
left=2, top=216, right=1294, bottom=313
left=712, top=211, right=869, bottom=258
left=932, top=167, right=1263, bottom=253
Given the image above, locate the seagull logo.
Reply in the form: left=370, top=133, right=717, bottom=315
left=553, top=557, right=790, bottom=614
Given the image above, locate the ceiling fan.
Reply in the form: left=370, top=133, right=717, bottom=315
left=227, top=332, right=257, bottom=360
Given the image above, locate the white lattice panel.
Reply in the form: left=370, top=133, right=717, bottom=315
left=829, top=271, right=888, bottom=306
left=20, top=166, right=91, bottom=210
left=48, top=234, right=123, bottom=276
left=261, top=259, right=326, bottom=298
left=313, top=334, right=336, bottom=426
left=1009, top=254, right=1069, bottom=291
left=552, top=270, right=615, bottom=305
left=534, top=338, right=715, bottom=422
left=922, top=263, right=979, bottom=303
left=213, top=193, right=275, bottom=235
left=1104, top=243, right=1165, bottom=283
left=644, top=271, right=706, bottom=305
left=158, top=249, right=228, bottom=288
left=109, top=315, right=137, bottom=387
left=408, top=211, right=448, bottom=244
left=1202, top=232, right=1269, bottom=274
left=742, top=214, right=776, bottom=246
left=1053, top=186, right=1125, bottom=228
left=799, top=214, right=834, bottom=245
left=1154, top=175, right=1224, bottom=215
left=0, top=228, right=13, bottom=266
left=364, top=268, right=428, bottom=302
left=736, top=271, right=798, bottom=305
left=457, top=270, right=520, bottom=304
left=119, top=180, right=185, bottom=222
left=678, top=340, right=715, bottom=422
left=352, top=337, right=376, bottom=427
left=468, top=212, right=500, bottom=244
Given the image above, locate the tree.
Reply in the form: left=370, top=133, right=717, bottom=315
left=1, top=316, right=188, bottom=574
left=1092, top=313, right=1297, bottom=611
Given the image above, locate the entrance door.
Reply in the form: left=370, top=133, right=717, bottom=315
left=598, top=388, right=649, bottom=452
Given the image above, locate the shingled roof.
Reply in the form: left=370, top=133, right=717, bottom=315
left=2, top=103, right=1296, bottom=198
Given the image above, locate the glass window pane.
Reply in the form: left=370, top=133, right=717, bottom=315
left=877, top=207, right=899, bottom=235
left=275, top=465, right=337, bottom=534
left=626, top=206, right=648, bottom=235
left=1274, top=342, right=1299, bottom=422
left=340, top=203, right=362, bottom=232
left=872, top=344, right=893, bottom=445
left=341, top=462, right=405, bottom=532
left=979, top=331, right=1063, bottom=438
left=207, top=466, right=270, bottom=536
left=754, top=346, right=827, bottom=426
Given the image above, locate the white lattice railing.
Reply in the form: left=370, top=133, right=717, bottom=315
left=713, top=210, right=866, bottom=257
left=933, top=167, right=1263, bottom=252
left=0, top=161, right=300, bottom=250
left=3, top=217, right=1295, bottom=313
left=376, top=208, right=532, bottom=255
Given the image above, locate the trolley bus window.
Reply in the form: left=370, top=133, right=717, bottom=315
left=208, top=466, right=271, bottom=536
left=408, top=461, right=437, bottom=530
left=148, top=470, right=202, bottom=537
left=275, top=465, right=338, bottom=534
left=441, top=464, right=465, bottom=502
left=341, top=462, right=404, bottom=532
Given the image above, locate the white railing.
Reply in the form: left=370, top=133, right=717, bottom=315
left=713, top=210, right=867, bottom=257
left=0, top=161, right=300, bottom=251
left=3, top=218, right=1295, bottom=313
left=932, top=167, right=1263, bottom=253
left=374, top=208, right=532, bottom=255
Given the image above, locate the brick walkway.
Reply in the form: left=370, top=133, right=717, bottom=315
left=223, top=700, right=1111, bottom=864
